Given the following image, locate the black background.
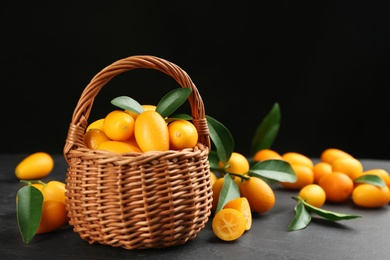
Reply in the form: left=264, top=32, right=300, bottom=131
left=2, top=1, right=389, bottom=159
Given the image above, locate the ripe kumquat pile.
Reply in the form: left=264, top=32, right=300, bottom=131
left=253, top=147, right=390, bottom=210
left=84, top=89, right=200, bottom=154
left=209, top=103, right=389, bottom=240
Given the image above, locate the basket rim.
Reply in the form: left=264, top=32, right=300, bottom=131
left=63, top=55, right=210, bottom=158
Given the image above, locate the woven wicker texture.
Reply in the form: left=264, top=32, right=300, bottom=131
left=63, top=55, right=213, bottom=250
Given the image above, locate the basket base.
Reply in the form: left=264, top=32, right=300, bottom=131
left=65, top=147, right=213, bottom=250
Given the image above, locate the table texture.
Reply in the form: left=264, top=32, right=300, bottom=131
left=1, top=154, right=389, bottom=260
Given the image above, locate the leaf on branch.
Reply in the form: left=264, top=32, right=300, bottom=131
left=353, top=174, right=386, bottom=187
left=215, top=174, right=240, bottom=213
left=165, top=113, right=193, bottom=123
left=288, top=201, right=312, bottom=231
left=17, top=185, right=43, bottom=243
left=249, top=159, right=296, bottom=183
left=156, top=88, right=192, bottom=118
left=111, top=96, right=143, bottom=114
left=292, top=196, right=362, bottom=222
left=206, top=115, right=234, bottom=164
left=208, top=150, right=220, bottom=171
left=250, top=102, right=281, bottom=156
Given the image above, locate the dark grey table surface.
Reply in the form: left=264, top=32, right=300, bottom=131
left=1, top=154, right=389, bottom=260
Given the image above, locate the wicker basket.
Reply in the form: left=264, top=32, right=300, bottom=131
left=63, top=55, right=213, bottom=250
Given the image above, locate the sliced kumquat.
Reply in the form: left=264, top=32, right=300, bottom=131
left=223, top=197, right=252, bottom=231
left=212, top=208, right=246, bottom=241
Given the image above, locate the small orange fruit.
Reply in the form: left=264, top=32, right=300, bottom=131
left=86, top=118, right=105, bottom=132
left=36, top=180, right=68, bottom=234
left=125, top=104, right=157, bottom=120
left=298, top=184, right=326, bottom=208
left=40, top=180, right=67, bottom=204
left=386, top=176, right=390, bottom=190
left=123, top=135, right=141, bottom=149
left=223, top=197, right=252, bottom=230
left=253, top=149, right=283, bottom=162
left=97, top=140, right=142, bottom=154
left=36, top=201, right=68, bottom=234
left=210, top=172, right=218, bottom=186
left=352, top=183, right=390, bottom=208
left=168, top=120, right=198, bottom=150
left=218, top=152, right=250, bottom=175
left=331, top=157, right=363, bottom=181
left=318, top=171, right=354, bottom=203
left=282, top=152, right=313, bottom=169
left=17, top=183, right=45, bottom=202
left=360, top=169, right=389, bottom=186
left=15, top=152, right=54, bottom=180
left=239, top=177, right=275, bottom=213
left=280, top=164, right=314, bottom=190
left=312, top=161, right=332, bottom=184
left=233, top=174, right=244, bottom=187
left=134, top=110, right=169, bottom=152
left=212, top=208, right=247, bottom=241
left=320, top=148, right=353, bottom=164
left=103, top=110, right=135, bottom=141
left=31, top=183, right=44, bottom=191
left=212, top=177, right=225, bottom=212
left=83, top=128, right=111, bottom=150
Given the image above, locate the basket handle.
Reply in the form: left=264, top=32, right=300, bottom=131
left=64, top=55, right=210, bottom=155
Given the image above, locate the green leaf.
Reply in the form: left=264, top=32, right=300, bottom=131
left=17, top=185, right=43, bottom=243
left=165, top=113, right=193, bottom=123
left=208, top=150, right=220, bottom=170
left=111, top=96, right=144, bottom=114
left=156, top=88, right=192, bottom=118
left=354, top=174, right=386, bottom=187
left=250, top=103, right=281, bottom=156
left=206, top=115, right=234, bottom=164
left=215, top=174, right=240, bottom=213
left=293, top=196, right=362, bottom=221
left=288, top=201, right=312, bottom=231
left=248, top=159, right=296, bottom=183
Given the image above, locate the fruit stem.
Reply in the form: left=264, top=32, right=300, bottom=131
left=20, top=180, right=47, bottom=186
left=209, top=167, right=226, bottom=174
left=209, top=167, right=251, bottom=181
left=226, top=172, right=251, bottom=181
left=291, top=196, right=304, bottom=203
